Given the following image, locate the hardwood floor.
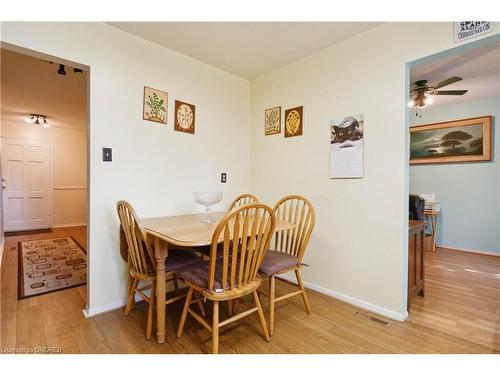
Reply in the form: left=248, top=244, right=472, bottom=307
left=409, top=247, right=500, bottom=351
left=1, top=227, right=498, bottom=353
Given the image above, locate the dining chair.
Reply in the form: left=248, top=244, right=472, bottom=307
left=258, top=195, right=315, bottom=336
left=228, top=193, right=259, bottom=210
left=195, top=193, right=260, bottom=261
left=117, top=200, right=205, bottom=339
left=176, top=203, right=276, bottom=354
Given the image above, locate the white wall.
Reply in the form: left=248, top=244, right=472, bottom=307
left=0, top=22, right=251, bottom=312
left=410, top=97, right=500, bottom=254
left=1, top=121, right=88, bottom=227
left=250, top=23, right=500, bottom=318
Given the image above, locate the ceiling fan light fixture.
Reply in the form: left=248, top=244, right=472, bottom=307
left=42, top=117, right=49, bottom=128
left=25, top=115, right=35, bottom=123
left=424, top=96, right=434, bottom=105
left=408, top=100, right=415, bottom=107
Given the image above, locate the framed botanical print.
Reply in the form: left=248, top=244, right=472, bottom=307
left=143, top=86, right=168, bottom=124
left=284, top=106, right=303, bottom=138
left=174, top=100, right=196, bottom=134
left=264, top=106, right=281, bottom=135
left=410, top=116, right=491, bottom=164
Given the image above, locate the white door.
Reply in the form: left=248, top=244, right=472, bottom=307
left=1, top=138, right=52, bottom=231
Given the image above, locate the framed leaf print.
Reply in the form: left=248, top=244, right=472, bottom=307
left=264, top=106, right=281, bottom=135
left=174, top=100, right=196, bottom=134
left=143, top=86, right=168, bottom=124
left=284, top=106, right=303, bottom=138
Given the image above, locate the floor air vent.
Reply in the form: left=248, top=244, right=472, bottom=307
left=352, top=311, right=390, bottom=327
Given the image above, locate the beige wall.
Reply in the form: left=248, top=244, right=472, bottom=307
left=0, top=22, right=251, bottom=314
left=250, top=23, right=499, bottom=319
left=1, top=121, right=87, bottom=227
left=2, top=21, right=498, bottom=320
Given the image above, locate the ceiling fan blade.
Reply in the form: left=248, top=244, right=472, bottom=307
left=432, top=90, right=468, bottom=95
left=429, top=76, right=462, bottom=90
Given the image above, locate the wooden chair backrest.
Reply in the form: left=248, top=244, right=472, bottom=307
left=207, top=203, right=276, bottom=293
left=228, top=193, right=259, bottom=210
left=117, top=200, right=154, bottom=276
left=272, top=195, right=315, bottom=263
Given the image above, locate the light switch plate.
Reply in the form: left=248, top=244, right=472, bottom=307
left=102, top=147, right=112, bottom=162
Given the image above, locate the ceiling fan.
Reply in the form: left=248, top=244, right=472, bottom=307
left=409, top=76, right=468, bottom=108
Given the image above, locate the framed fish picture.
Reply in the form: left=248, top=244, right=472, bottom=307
left=410, top=116, right=491, bottom=164
left=284, top=106, right=303, bottom=137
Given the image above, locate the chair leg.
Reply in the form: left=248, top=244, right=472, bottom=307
left=124, top=278, right=139, bottom=316
left=196, top=294, right=206, bottom=317
left=227, top=300, right=233, bottom=316
left=173, top=274, right=179, bottom=290
left=295, top=269, right=311, bottom=314
left=253, top=291, right=271, bottom=342
left=176, top=287, right=193, bottom=338
left=146, top=280, right=156, bottom=340
left=269, top=276, right=275, bottom=336
left=212, top=301, right=219, bottom=354
left=233, top=299, right=240, bottom=314
left=128, top=273, right=136, bottom=311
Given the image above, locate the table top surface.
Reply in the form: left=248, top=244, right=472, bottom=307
left=142, top=211, right=295, bottom=247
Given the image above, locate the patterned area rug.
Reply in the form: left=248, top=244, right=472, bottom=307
left=18, top=236, right=87, bottom=299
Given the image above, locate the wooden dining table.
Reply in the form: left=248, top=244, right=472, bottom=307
left=119, top=211, right=296, bottom=344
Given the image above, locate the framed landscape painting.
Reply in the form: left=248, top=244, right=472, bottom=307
left=410, top=116, right=491, bottom=164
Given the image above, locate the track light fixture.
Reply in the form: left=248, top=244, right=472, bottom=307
left=25, top=114, right=49, bottom=128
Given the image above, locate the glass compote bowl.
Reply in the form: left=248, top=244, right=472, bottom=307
left=193, top=191, right=223, bottom=223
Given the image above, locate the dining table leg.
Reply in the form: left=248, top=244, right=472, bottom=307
left=154, top=237, right=168, bottom=344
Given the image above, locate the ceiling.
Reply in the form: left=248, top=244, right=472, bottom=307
left=410, top=42, right=500, bottom=108
left=1, top=49, right=87, bottom=130
left=108, top=22, right=381, bottom=79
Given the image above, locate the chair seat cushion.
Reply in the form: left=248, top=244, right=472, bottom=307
left=259, top=251, right=298, bottom=277
left=177, top=259, right=242, bottom=292
left=166, top=249, right=204, bottom=272
left=194, top=243, right=224, bottom=258
left=176, top=261, right=217, bottom=290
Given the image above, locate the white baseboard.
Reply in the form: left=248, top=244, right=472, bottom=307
left=83, top=277, right=409, bottom=322
left=52, top=222, right=87, bottom=229
left=82, top=293, right=149, bottom=318
left=279, top=275, right=408, bottom=322
left=438, top=245, right=500, bottom=257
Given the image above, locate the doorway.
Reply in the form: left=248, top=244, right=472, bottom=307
left=0, top=44, right=90, bottom=307
left=405, top=34, right=500, bottom=351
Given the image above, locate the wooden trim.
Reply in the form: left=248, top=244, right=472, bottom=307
left=52, top=223, right=88, bottom=229
left=438, top=245, right=500, bottom=257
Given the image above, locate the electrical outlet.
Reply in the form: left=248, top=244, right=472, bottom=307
left=221, top=172, right=227, bottom=183
left=102, top=147, right=112, bottom=162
